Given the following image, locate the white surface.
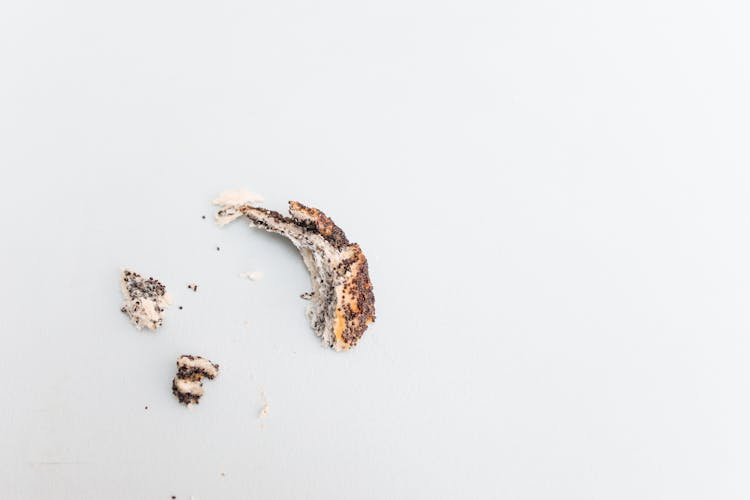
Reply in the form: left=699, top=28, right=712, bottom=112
left=2, top=0, right=750, bottom=499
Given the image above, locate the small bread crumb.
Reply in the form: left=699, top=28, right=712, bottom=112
left=213, top=189, right=264, bottom=226
left=172, top=355, right=220, bottom=406
left=300, top=292, right=313, bottom=300
left=120, top=269, right=172, bottom=331
left=259, top=388, right=269, bottom=423
left=239, top=271, right=263, bottom=281
left=187, top=283, right=198, bottom=292
left=213, top=188, right=264, bottom=207
left=259, top=403, right=270, bottom=418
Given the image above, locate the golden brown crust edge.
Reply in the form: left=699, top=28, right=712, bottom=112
left=289, top=201, right=350, bottom=249
left=289, top=201, right=375, bottom=350
left=333, top=243, right=376, bottom=350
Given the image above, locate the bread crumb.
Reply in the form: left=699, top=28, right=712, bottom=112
left=212, top=188, right=264, bottom=207
left=259, top=388, right=269, bottom=423
left=120, top=269, right=172, bottom=331
left=172, top=355, right=220, bottom=406
left=259, top=403, right=270, bottom=418
left=300, top=292, right=313, bottom=300
left=213, top=189, right=264, bottom=227
left=187, top=283, right=198, bottom=292
left=239, top=271, right=263, bottom=281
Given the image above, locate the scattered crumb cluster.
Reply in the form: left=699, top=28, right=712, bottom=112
left=120, top=269, right=172, bottom=331
left=119, top=271, right=222, bottom=410
left=172, top=355, right=220, bottom=406
left=119, top=188, right=310, bottom=415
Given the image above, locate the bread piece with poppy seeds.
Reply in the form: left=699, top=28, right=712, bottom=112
left=172, top=355, right=219, bottom=405
left=215, top=197, right=375, bottom=351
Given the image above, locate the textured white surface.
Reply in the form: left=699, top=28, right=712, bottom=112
left=2, top=0, right=750, bottom=499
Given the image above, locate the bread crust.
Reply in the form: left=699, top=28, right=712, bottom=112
left=217, top=200, right=375, bottom=350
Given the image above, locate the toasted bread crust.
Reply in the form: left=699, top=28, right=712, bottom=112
left=289, top=201, right=350, bottom=249
left=225, top=201, right=375, bottom=350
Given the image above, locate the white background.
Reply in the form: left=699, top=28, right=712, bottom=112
left=1, top=0, right=750, bottom=498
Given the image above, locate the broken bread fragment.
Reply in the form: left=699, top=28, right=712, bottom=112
left=120, top=269, right=172, bottom=331
left=213, top=189, right=264, bottom=226
left=215, top=196, right=375, bottom=351
left=172, top=355, right=220, bottom=406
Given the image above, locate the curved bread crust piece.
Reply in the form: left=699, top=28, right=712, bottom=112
left=216, top=200, right=375, bottom=350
